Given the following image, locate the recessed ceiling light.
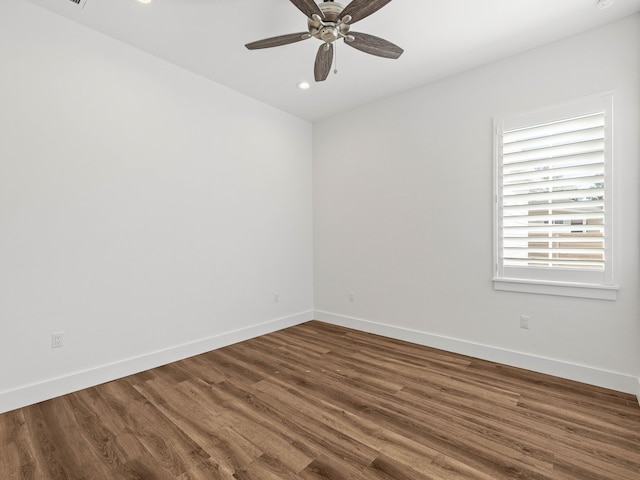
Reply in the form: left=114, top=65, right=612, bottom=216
left=297, top=81, right=311, bottom=90
left=138, top=0, right=152, bottom=4
left=595, top=0, right=614, bottom=9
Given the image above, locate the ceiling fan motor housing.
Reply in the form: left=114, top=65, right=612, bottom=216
left=308, top=2, right=350, bottom=43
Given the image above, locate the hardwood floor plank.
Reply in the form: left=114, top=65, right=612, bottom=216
left=135, top=372, right=315, bottom=476
left=177, top=463, right=235, bottom=480
left=351, top=350, right=522, bottom=408
left=95, top=380, right=212, bottom=478
left=117, top=457, right=175, bottom=480
left=170, top=355, right=231, bottom=386
left=21, top=402, right=76, bottom=480
left=394, top=388, right=555, bottom=470
left=63, top=393, right=138, bottom=469
left=363, top=453, right=436, bottom=480
left=231, top=454, right=303, bottom=480
left=216, top=379, right=378, bottom=469
left=0, top=410, right=42, bottom=480
left=0, top=410, right=26, bottom=444
left=233, top=345, right=530, bottom=477
left=1, top=320, right=639, bottom=479
left=427, top=454, right=501, bottom=480
left=135, top=380, right=265, bottom=476
left=298, top=455, right=366, bottom=480
left=0, top=442, right=37, bottom=480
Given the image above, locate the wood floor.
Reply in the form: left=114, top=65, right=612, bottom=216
left=1, top=321, right=639, bottom=479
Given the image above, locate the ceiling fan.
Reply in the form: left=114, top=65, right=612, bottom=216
left=245, top=0, right=403, bottom=82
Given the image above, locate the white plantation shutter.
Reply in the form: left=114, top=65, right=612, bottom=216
left=494, top=94, right=617, bottom=299
left=502, top=113, right=605, bottom=269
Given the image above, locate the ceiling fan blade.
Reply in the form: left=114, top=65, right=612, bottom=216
left=289, top=0, right=324, bottom=19
left=345, top=32, right=403, bottom=59
left=341, top=0, right=392, bottom=24
left=314, top=43, right=334, bottom=82
left=245, top=32, right=310, bottom=50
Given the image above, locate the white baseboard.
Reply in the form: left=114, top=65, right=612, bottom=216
left=0, top=311, right=313, bottom=414
left=315, top=311, right=639, bottom=396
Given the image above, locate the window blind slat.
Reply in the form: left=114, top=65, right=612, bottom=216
left=504, top=249, right=605, bottom=258
left=501, top=187, right=604, bottom=204
left=502, top=199, right=604, bottom=213
left=503, top=163, right=604, bottom=185
left=503, top=258, right=604, bottom=268
left=504, top=240, right=604, bottom=248
left=503, top=175, right=604, bottom=195
left=502, top=151, right=603, bottom=175
left=502, top=126, right=604, bottom=155
left=504, top=214, right=604, bottom=225
left=503, top=226, right=605, bottom=236
left=503, top=113, right=605, bottom=143
left=502, top=139, right=604, bottom=164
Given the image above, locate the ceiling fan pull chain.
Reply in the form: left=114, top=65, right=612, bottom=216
left=334, top=41, right=338, bottom=75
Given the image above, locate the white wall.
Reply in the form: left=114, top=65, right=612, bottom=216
left=0, top=0, right=313, bottom=412
left=314, top=14, right=640, bottom=394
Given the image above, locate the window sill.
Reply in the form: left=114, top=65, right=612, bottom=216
left=493, top=278, right=618, bottom=301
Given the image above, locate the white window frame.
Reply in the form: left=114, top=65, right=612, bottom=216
left=493, top=94, right=618, bottom=300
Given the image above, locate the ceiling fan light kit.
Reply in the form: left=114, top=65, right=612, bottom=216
left=245, top=0, right=403, bottom=82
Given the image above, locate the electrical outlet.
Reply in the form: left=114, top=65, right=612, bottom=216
left=52, top=332, right=64, bottom=348
left=349, top=292, right=355, bottom=302
left=520, top=315, right=530, bottom=330
left=274, top=293, right=280, bottom=303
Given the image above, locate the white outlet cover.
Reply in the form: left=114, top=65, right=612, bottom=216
left=52, top=332, right=64, bottom=348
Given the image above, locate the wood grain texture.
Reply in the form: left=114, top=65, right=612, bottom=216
left=345, top=32, right=404, bottom=59
left=1, top=321, right=639, bottom=479
left=314, top=43, right=333, bottom=82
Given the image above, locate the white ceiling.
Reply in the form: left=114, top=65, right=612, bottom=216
left=24, top=0, right=640, bottom=122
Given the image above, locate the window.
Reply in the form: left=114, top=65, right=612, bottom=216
left=493, top=94, right=618, bottom=300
